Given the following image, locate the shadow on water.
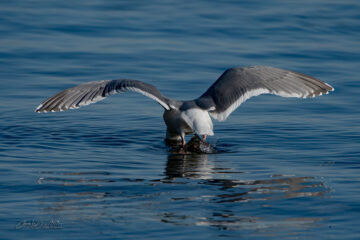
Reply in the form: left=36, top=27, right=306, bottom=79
left=35, top=150, right=330, bottom=234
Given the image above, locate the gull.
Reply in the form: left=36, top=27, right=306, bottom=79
left=35, top=66, right=334, bottom=147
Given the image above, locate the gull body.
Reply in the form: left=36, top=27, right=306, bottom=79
left=35, top=66, right=334, bottom=147
left=163, top=107, right=213, bottom=145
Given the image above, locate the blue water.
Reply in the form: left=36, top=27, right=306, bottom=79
left=1, top=0, right=360, bottom=239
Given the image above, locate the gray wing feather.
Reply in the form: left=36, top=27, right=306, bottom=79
left=35, top=79, right=171, bottom=112
left=196, top=66, right=334, bottom=121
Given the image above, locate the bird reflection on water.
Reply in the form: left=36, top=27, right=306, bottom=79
left=165, top=153, right=327, bottom=200
left=162, top=153, right=328, bottom=231
left=36, top=153, right=329, bottom=233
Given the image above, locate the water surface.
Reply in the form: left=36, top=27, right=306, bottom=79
left=1, top=0, right=360, bottom=239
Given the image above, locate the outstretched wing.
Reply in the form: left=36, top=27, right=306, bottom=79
left=196, top=66, right=334, bottom=121
left=35, top=79, right=171, bottom=112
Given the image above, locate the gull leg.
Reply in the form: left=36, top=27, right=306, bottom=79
left=181, top=134, right=186, bottom=147
left=202, top=135, right=207, bottom=142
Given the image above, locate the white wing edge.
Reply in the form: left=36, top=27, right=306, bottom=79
left=208, top=88, right=310, bottom=121
left=125, top=87, right=170, bottom=110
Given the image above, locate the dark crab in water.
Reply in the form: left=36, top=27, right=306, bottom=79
left=167, top=135, right=216, bottom=154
